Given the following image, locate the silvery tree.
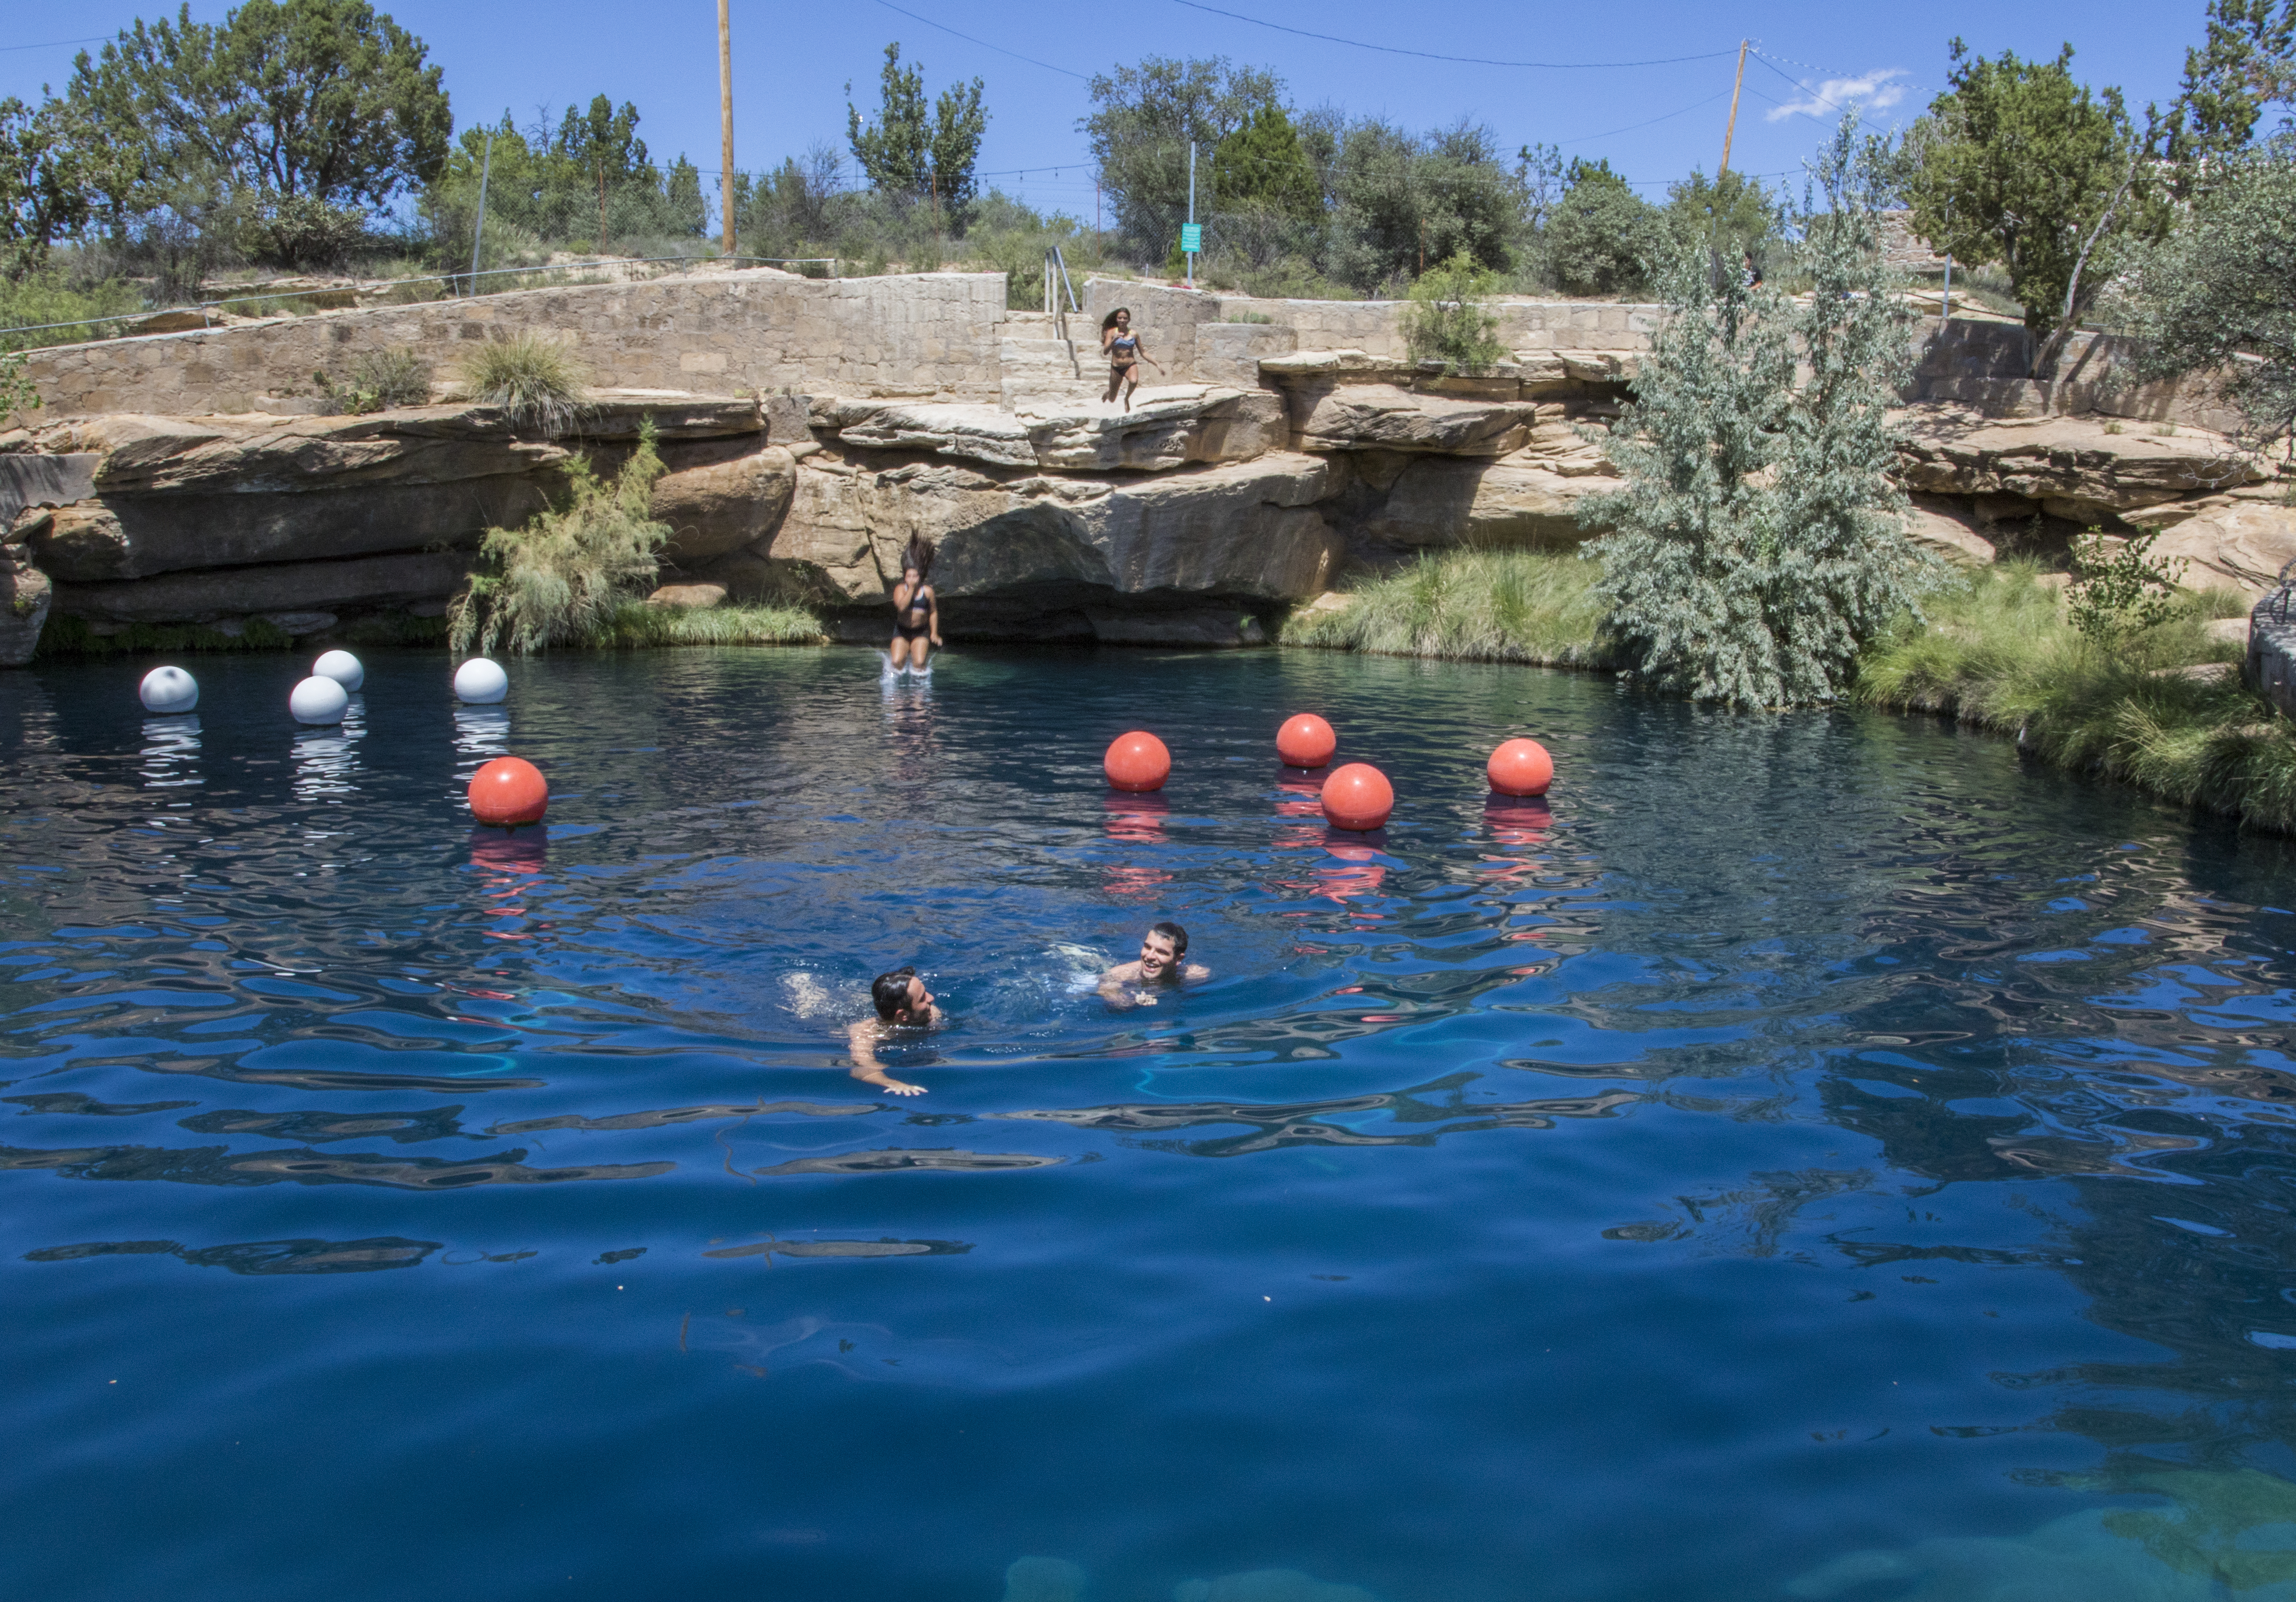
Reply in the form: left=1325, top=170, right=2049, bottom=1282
left=1581, top=114, right=1932, bottom=708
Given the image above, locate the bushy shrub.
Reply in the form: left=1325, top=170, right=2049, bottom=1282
left=457, top=334, right=587, bottom=434
left=1402, top=252, right=1506, bottom=373
left=243, top=195, right=372, bottom=270
left=2068, top=528, right=2190, bottom=639
left=1582, top=117, right=1931, bottom=708
left=448, top=423, right=671, bottom=654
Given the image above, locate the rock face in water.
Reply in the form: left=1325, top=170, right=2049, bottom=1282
left=701, top=450, right=1338, bottom=637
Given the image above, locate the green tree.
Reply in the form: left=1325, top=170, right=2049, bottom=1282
left=1904, top=40, right=2163, bottom=336
left=846, top=43, right=987, bottom=225
left=2115, top=144, right=2296, bottom=451
left=1582, top=117, right=1929, bottom=709
left=68, top=0, right=449, bottom=212
left=1211, top=101, right=1321, bottom=219
left=0, top=97, right=93, bottom=280
left=1082, top=56, right=1284, bottom=248
left=2167, top=0, right=2296, bottom=178
left=1546, top=158, right=1664, bottom=296
left=1323, top=117, right=1522, bottom=289
left=1663, top=169, right=1779, bottom=274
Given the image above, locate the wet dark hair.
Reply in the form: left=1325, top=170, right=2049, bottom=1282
left=1149, top=920, right=1188, bottom=956
left=872, top=966, right=921, bottom=1020
left=901, top=535, right=935, bottom=581
left=1101, top=307, right=1131, bottom=332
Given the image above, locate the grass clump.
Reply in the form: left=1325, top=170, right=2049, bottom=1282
left=1853, top=562, right=2296, bottom=832
left=449, top=424, right=671, bottom=655
left=1280, top=548, right=1616, bottom=667
left=316, top=346, right=433, bottom=414
left=457, top=333, right=588, bottom=434
left=598, top=602, right=825, bottom=648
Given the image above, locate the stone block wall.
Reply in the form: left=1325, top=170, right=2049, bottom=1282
left=15, top=268, right=1011, bottom=421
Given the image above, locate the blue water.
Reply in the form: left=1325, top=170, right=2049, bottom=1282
left=5, top=646, right=2296, bottom=1602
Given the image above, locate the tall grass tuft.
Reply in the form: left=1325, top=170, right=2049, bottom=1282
left=1853, top=562, right=2296, bottom=832
left=449, top=424, right=670, bottom=655
left=458, top=333, right=588, bottom=435
left=1280, top=548, right=1616, bottom=667
left=600, top=601, right=825, bottom=648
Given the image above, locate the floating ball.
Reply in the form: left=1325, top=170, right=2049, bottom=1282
left=1103, top=730, right=1171, bottom=793
left=453, top=657, right=509, bottom=705
left=469, top=756, right=549, bottom=827
left=311, top=649, right=364, bottom=691
left=289, top=675, right=349, bottom=725
left=1321, top=761, right=1394, bottom=832
left=1276, top=713, right=1337, bottom=769
left=138, top=665, right=198, bottom=714
left=1487, top=738, right=1554, bottom=797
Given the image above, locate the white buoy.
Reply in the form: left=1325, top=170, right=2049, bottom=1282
left=311, top=649, right=364, bottom=691
left=138, top=665, right=199, bottom=714
left=289, top=675, right=350, bottom=725
left=453, top=657, right=508, bottom=704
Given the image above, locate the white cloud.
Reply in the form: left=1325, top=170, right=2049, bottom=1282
left=1763, top=69, right=1909, bottom=123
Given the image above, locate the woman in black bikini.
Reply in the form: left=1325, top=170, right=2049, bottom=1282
left=889, top=535, right=941, bottom=673
left=1101, top=307, right=1163, bottom=411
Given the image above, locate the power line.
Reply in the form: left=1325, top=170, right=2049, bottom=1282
left=0, top=35, right=109, bottom=52
left=1557, top=90, right=1734, bottom=146
left=1164, top=0, right=1737, bottom=69
left=864, top=0, right=1088, bottom=79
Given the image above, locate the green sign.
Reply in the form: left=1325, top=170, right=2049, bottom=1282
left=1180, top=224, right=1202, bottom=253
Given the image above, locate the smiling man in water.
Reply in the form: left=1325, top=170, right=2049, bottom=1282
left=846, top=967, right=939, bottom=1095
left=1099, top=921, right=1209, bottom=1008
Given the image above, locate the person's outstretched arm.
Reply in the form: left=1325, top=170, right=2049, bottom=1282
left=1183, top=961, right=1208, bottom=982
left=1098, top=963, right=1141, bottom=1007
left=845, top=1019, right=926, bottom=1095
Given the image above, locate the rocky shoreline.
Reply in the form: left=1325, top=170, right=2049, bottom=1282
left=5, top=337, right=2293, bottom=668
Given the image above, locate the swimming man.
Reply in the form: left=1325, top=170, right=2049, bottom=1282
left=1099, top=921, right=1208, bottom=1008
left=846, top=966, right=939, bottom=1095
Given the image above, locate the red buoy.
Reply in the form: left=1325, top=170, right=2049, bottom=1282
left=1103, top=731, right=1171, bottom=793
left=1487, top=738, right=1554, bottom=797
left=1276, top=713, right=1337, bottom=769
left=1321, top=762, right=1394, bottom=831
left=469, top=756, right=549, bottom=827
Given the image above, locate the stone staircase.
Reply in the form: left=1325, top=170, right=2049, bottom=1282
left=999, top=310, right=1104, bottom=412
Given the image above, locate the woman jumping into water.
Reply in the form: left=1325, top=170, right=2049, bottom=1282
left=889, top=535, right=942, bottom=673
left=1102, top=308, right=1162, bottom=411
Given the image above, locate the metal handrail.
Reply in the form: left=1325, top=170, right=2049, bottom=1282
left=0, top=255, right=842, bottom=342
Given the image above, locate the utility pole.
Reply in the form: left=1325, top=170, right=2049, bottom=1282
left=1186, top=141, right=1196, bottom=289
left=1719, top=39, right=1748, bottom=177
left=468, top=133, right=492, bottom=293
left=718, top=0, right=735, bottom=258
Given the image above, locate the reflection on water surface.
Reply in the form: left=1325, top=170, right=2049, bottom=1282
left=6, top=645, right=2296, bottom=1602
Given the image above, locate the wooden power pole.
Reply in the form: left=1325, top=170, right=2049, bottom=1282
left=718, top=0, right=736, bottom=257
left=1719, top=40, right=1748, bottom=177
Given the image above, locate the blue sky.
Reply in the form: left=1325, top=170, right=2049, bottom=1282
left=3, top=0, right=2217, bottom=215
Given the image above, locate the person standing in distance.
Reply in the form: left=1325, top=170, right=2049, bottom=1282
left=1101, top=308, right=1162, bottom=411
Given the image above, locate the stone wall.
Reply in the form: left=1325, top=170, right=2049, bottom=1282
left=15, top=268, right=1010, bottom=420
left=1077, top=278, right=2238, bottom=431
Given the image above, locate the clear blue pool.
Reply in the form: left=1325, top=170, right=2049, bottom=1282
left=6, top=646, right=2296, bottom=1602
